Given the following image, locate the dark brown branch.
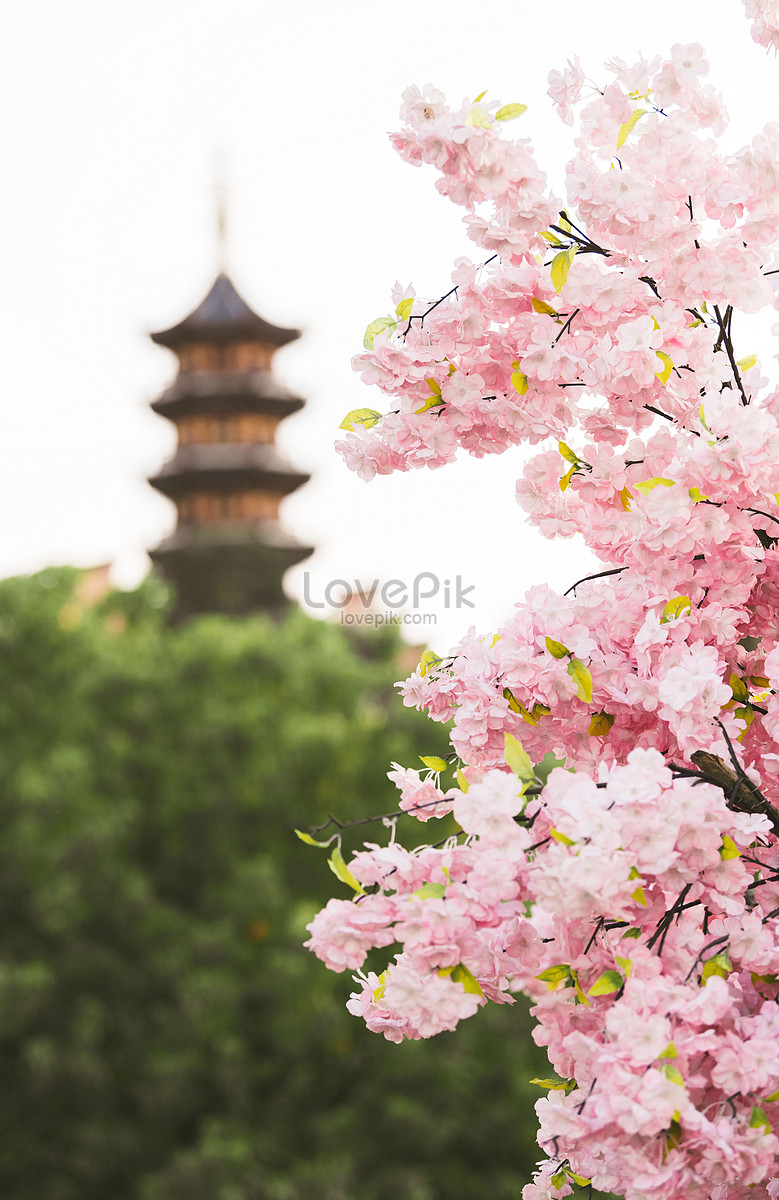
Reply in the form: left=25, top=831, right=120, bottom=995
left=564, top=567, right=627, bottom=597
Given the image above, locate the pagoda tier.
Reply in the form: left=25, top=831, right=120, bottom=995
left=148, top=271, right=312, bottom=619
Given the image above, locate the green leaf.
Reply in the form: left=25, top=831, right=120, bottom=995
left=534, top=753, right=566, bottom=785
left=451, top=962, right=483, bottom=996
left=545, top=636, right=570, bottom=659
left=661, top=596, right=692, bottom=623
left=655, top=350, right=674, bottom=385
left=664, top=1065, right=684, bottom=1086
left=616, top=108, right=646, bottom=149
left=587, top=970, right=623, bottom=997
left=751, top=1105, right=771, bottom=1132
left=363, top=316, right=396, bottom=349
left=729, top=674, right=749, bottom=703
left=339, top=408, right=383, bottom=432
left=294, top=829, right=333, bottom=848
left=550, top=246, right=576, bottom=294
left=413, top=882, right=447, bottom=900
left=328, top=846, right=364, bottom=894
left=419, top=650, right=442, bottom=677
left=551, top=1169, right=568, bottom=1189
left=395, top=297, right=414, bottom=320
left=495, top=102, right=527, bottom=121
left=763, top=1088, right=779, bottom=1103
left=504, top=732, right=535, bottom=782
left=568, top=658, right=593, bottom=704
left=420, top=755, right=448, bottom=772
left=622, top=927, right=641, bottom=939
left=589, top=711, right=614, bottom=736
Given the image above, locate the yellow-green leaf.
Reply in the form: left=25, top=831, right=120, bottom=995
left=540, top=230, right=563, bottom=245
left=328, top=846, right=364, bottom=894
left=729, top=674, right=749, bottom=703
left=737, top=354, right=757, bottom=372
left=664, top=1065, right=684, bottom=1086
left=451, top=962, right=484, bottom=995
left=551, top=1169, right=568, bottom=1189
left=413, top=881, right=447, bottom=900
left=545, top=636, right=571, bottom=659
left=363, top=317, right=396, bottom=349
left=720, top=834, right=741, bottom=860
left=763, top=1088, right=779, bottom=1103
left=529, top=1076, right=576, bottom=1092
left=688, top=487, right=709, bottom=503
left=617, top=108, right=646, bottom=149
left=455, top=768, right=469, bottom=792
left=495, top=102, right=527, bottom=121
left=588, top=970, right=623, bottom=997
left=568, top=658, right=593, bottom=704
left=420, top=755, right=448, bottom=772
left=632, top=885, right=648, bottom=906
left=634, top=477, right=675, bottom=494
left=465, top=106, right=492, bottom=128
left=531, top=297, right=559, bottom=316
left=550, top=246, right=576, bottom=294
left=619, top=486, right=633, bottom=511
left=294, top=829, right=333, bottom=848
left=549, top=827, right=576, bottom=846
left=395, top=297, right=414, bottom=320
left=511, top=368, right=528, bottom=395
left=751, top=1105, right=771, bottom=1132
left=504, top=732, right=535, bottom=782
left=558, top=441, right=580, bottom=465
left=702, top=951, right=732, bottom=982
left=655, top=350, right=674, bottom=385
left=340, top=408, right=383, bottom=432
left=559, top=464, right=577, bottom=493
left=373, top=970, right=387, bottom=1001
left=615, top=956, right=633, bottom=978
left=589, top=711, right=614, bottom=736
left=661, top=596, right=692, bottom=623
left=536, top=964, right=571, bottom=989
left=567, top=1173, right=592, bottom=1187
left=419, top=650, right=442, bottom=677
left=572, top=968, right=590, bottom=1007
left=473, top=89, right=487, bottom=103
left=658, top=1042, right=677, bottom=1059
left=622, top=927, right=641, bottom=939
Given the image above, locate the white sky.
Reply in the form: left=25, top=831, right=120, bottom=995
left=1, top=0, right=776, bottom=649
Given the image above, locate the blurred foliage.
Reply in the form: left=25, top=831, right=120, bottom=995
left=0, top=567, right=550, bottom=1200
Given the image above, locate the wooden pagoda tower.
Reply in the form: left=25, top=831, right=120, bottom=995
left=148, top=272, right=313, bottom=619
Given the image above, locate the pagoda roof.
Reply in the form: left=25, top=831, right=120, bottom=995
left=149, top=443, right=310, bottom=498
left=151, top=369, right=305, bottom=419
left=151, top=272, right=300, bottom=349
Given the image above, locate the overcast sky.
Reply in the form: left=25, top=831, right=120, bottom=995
left=1, top=0, right=776, bottom=648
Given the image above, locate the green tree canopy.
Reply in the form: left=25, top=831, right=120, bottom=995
left=0, top=568, right=546, bottom=1199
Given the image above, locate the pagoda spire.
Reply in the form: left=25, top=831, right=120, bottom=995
left=147, top=271, right=312, bottom=620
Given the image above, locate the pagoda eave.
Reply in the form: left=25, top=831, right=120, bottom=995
left=149, top=466, right=310, bottom=498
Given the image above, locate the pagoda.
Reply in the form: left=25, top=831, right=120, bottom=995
left=148, top=271, right=313, bottom=620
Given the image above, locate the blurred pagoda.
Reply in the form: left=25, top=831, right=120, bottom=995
left=148, top=269, right=312, bottom=620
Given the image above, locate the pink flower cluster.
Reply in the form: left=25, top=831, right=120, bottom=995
left=309, top=21, right=779, bottom=1200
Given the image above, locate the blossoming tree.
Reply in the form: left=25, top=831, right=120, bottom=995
left=303, top=5, right=779, bottom=1197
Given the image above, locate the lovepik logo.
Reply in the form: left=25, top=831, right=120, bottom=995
left=302, top=572, right=476, bottom=611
